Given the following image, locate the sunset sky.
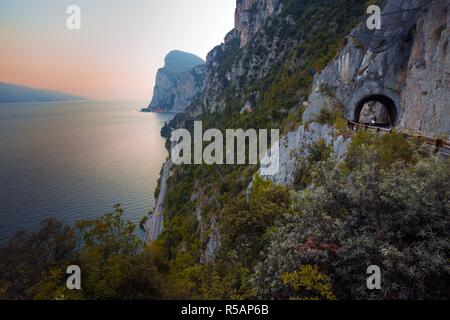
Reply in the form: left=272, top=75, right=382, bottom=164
left=0, top=0, right=235, bottom=101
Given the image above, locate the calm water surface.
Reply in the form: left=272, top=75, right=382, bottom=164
left=0, top=101, right=173, bottom=243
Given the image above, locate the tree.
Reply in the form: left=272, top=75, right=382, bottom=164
left=0, top=219, right=76, bottom=299
left=282, top=265, right=336, bottom=300
left=254, top=142, right=450, bottom=299
left=0, top=205, right=166, bottom=300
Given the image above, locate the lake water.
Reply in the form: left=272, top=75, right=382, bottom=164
left=0, top=101, right=173, bottom=243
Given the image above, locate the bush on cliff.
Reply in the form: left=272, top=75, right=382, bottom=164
left=253, top=144, right=449, bottom=300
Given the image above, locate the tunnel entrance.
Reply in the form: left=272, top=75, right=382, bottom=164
left=354, top=95, right=398, bottom=128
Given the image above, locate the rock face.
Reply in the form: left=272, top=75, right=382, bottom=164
left=303, top=0, right=450, bottom=138
left=162, top=0, right=450, bottom=263
left=259, top=123, right=351, bottom=186
left=169, top=0, right=292, bottom=126
left=143, top=51, right=205, bottom=113
left=235, top=0, right=282, bottom=47
left=398, top=0, right=450, bottom=136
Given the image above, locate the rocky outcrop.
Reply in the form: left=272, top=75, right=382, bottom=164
left=235, top=0, right=282, bottom=47
left=200, top=218, right=220, bottom=264
left=259, top=123, right=351, bottom=186
left=255, top=0, right=449, bottom=215
left=398, top=0, right=450, bottom=136
left=303, top=0, right=449, bottom=137
left=161, top=0, right=450, bottom=265
left=143, top=51, right=205, bottom=113
left=170, top=0, right=294, bottom=123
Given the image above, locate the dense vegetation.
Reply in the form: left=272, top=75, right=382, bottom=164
left=1, top=0, right=448, bottom=300
left=254, top=133, right=449, bottom=300
left=0, top=205, right=167, bottom=300
left=1, top=133, right=448, bottom=300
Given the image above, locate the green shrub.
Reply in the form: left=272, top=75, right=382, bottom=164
left=345, top=131, right=418, bottom=170
left=254, top=155, right=450, bottom=300
left=308, top=139, right=332, bottom=163
left=315, top=107, right=347, bottom=131
left=282, top=265, right=336, bottom=300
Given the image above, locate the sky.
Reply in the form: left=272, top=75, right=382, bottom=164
left=0, top=0, right=236, bottom=101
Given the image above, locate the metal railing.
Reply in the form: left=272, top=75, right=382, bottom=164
left=347, top=120, right=450, bottom=155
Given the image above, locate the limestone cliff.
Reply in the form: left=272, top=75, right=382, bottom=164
left=164, top=0, right=372, bottom=262
left=235, top=0, right=282, bottom=47
left=143, top=50, right=205, bottom=113
left=161, top=0, right=450, bottom=264
left=399, top=0, right=450, bottom=135
left=169, top=0, right=301, bottom=126
left=303, top=0, right=450, bottom=137
left=263, top=0, right=449, bottom=188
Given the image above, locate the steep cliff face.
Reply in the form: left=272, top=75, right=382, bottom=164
left=143, top=51, right=205, bottom=113
left=258, top=123, right=350, bottom=186
left=152, top=0, right=449, bottom=300
left=163, top=0, right=449, bottom=265
left=235, top=0, right=282, bottom=47
left=399, top=0, right=450, bottom=135
left=164, top=0, right=371, bottom=263
left=263, top=0, right=449, bottom=189
left=169, top=0, right=312, bottom=127
left=303, top=0, right=450, bottom=137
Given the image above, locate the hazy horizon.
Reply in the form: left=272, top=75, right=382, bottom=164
left=0, top=0, right=236, bottom=101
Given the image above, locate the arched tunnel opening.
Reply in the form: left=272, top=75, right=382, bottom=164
left=354, top=95, right=398, bottom=128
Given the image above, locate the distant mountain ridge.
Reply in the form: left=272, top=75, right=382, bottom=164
left=142, top=50, right=206, bottom=113
left=0, top=82, right=85, bottom=103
